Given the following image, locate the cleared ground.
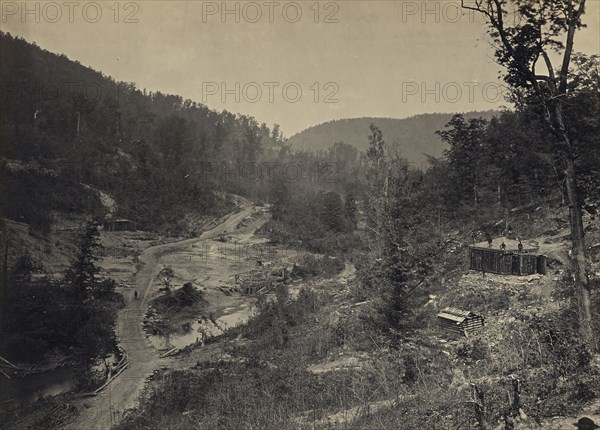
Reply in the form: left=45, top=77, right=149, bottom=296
left=62, top=201, right=270, bottom=429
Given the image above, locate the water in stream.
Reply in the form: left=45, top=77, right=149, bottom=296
left=148, top=303, right=255, bottom=351
left=1, top=365, right=78, bottom=407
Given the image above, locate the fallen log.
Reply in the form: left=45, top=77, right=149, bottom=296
left=75, top=354, right=132, bottom=397
left=159, top=348, right=178, bottom=358
left=93, top=361, right=129, bottom=395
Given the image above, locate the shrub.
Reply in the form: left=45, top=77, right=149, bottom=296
left=457, top=338, right=489, bottom=362
left=290, top=255, right=345, bottom=280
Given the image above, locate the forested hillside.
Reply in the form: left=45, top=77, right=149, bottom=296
left=0, top=31, right=288, bottom=234
left=288, top=112, right=499, bottom=165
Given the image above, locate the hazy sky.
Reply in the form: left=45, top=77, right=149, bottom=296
left=2, top=1, right=599, bottom=136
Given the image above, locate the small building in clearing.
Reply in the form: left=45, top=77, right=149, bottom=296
left=469, top=237, right=546, bottom=276
left=104, top=218, right=136, bottom=232
left=437, top=307, right=485, bottom=337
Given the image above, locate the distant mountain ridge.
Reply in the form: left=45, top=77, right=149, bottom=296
left=288, top=112, right=501, bottom=165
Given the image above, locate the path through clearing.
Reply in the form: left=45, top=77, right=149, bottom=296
left=62, top=202, right=266, bottom=430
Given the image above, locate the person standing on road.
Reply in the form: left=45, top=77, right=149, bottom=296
left=134, top=290, right=138, bottom=300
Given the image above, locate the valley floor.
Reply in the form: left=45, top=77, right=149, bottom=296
left=5, top=204, right=600, bottom=430
left=113, top=207, right=600, bottom=430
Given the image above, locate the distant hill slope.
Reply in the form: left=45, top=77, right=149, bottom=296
left=288, top=112, right=501, bottom=165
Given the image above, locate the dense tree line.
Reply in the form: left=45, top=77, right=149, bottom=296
left=261, top=141, right=363, bottom=254
left=2, top=221, right=123, bottom=364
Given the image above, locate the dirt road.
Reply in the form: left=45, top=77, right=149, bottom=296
left=63, top=202, right=265, bottom=430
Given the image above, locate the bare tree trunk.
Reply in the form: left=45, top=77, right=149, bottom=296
left=511, top=378, right=521, bottom=417
left=497, top=182, right=501, bottom=207
left=473, top=385, right=487, bottom=430
left=564, top=155, right=594, bottom=344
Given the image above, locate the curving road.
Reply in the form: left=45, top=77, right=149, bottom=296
left=63, top=202, right=260, bottom=430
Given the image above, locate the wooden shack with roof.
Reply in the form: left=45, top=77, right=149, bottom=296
left=437, top=307, right=484, bottom=337
left=103, top=218, right=136, bottom=232
left=469, top=237, right=546, bottom=276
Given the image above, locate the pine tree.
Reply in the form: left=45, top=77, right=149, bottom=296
left=64, top=220, right=102, bottom=302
